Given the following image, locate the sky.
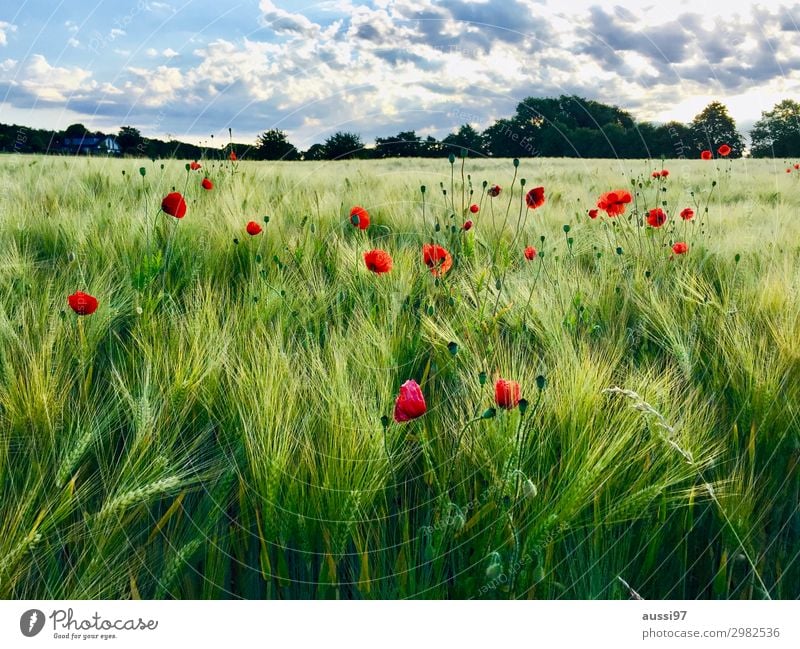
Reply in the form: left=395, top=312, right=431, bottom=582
left=0, top=0, right=798, bottom=147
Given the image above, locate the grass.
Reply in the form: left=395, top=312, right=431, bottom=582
left=0, top=153, right=798, bottom=599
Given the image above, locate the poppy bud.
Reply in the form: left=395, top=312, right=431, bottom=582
left=535, top=375, right=546, bottom=390
left=485, top=553, right=503, bottom=580
left=447, top=341, right=458, bottom=355
left=463, top=220, right=473, bottom=231
left=448, top=153, right=455, bottom=164
left=513, top=158, right=520, bottom=168
left=479, top=371, right=487, bottom=385
left=518, top=398, right=529, bottom=414
left=393, top=380, right=427, bottom=423
left=469, top=204, right=479, bottom=214
left=139, top=167, right=146, bottom=176
left=482, top=407, right=496, bottom=419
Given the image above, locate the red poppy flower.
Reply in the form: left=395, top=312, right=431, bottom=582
left=647, top=208, right=667, bottom=227
left=67, top=291, right=98, bottom=316
left=161, top=192, right=187, bottom=219
left=597, top=190, right=632, bottom=217
left=201, top=177, right=213, bottom=190
left=794, top=164, right=799, bottom=170
left=680, top=207, right=694, bottom=221
left=660, top=169, right=669, bottom=177
left=350, top=206, right=370, bottom=230
left=717, top=144, right=731, bottom=157
left=701, top=150, right=713, bottom=160
left=246, top=221, right=262, bottom=236
left=524, top=246, right=537, bottom=260
left=469, top=204, right=479, bottom=214
left=488, top=184, right=501, bottom=197
left=495, top=378, right=521, bottom=409
left=364, top=249, right=392, bottom=274
left=190, top=161, right=201, bottom=170
left=393, top=379, right=427, bottom=422
left=229, top=150, right=237, bottom=161
left=525, top=186, right=545, bottom=209
left=672, top=241, right=688, bottom=255
left=588, top=209, right=598, bottom=219
left=787, top=168, right=793, bottom=173
left=463, top=220, right=473, bottom=231
left=651, top=171, right=660, bottom=179
left=422, top=244, right=452, bottom=277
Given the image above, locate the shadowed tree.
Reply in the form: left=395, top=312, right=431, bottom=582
left=750, top=99, right=800, bottom=158
left=323, top=131, right=365, bottom=160
left=117, top=126, right=143, bottom=155
left=689, top=101, right=744, bottom=157
left=374, top=130, right=424, bottom=157
left=441, top=124, right=486, bottom=156
left=255, top=129, right=299, bottom=160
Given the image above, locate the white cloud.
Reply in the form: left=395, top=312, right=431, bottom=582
left=146, top=47, right=180, bottom=58
left=259, top=0, right=320, bottom=36
left=0, top=21, right=16, bottom=46
left=15, top=54, right=93, bottom=103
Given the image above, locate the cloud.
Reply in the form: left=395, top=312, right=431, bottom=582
left=146, top=47, right=179, bottom=58
left=3, top=1, right=800, bottom=147
left=6, top=54, right=93, bottom=103
left=259, top=0, right=320, bottom=36
left=0, top=21, right=16, bottom=46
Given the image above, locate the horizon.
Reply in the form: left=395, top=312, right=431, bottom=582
left=1, top=1, right=798, bottom=147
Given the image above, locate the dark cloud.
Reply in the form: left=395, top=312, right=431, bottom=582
left=581, top=6, right=691, bottom=65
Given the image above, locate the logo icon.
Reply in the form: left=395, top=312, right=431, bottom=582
left=20, top=609, right=45, bottom=637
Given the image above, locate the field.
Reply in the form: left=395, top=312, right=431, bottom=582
left=0, top=153, right=798, bottom=600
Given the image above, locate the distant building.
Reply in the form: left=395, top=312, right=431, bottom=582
left=60, top=135, right=121, bottom=155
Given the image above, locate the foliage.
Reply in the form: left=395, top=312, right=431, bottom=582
left=750, top=99, right=800, bottom=158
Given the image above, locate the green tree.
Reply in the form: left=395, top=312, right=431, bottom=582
left=64, top=123, right=89, bottom=138
left=255, top=129, right=298, bottom=160
left=374, top=131, right=423, bottom=157
left=482, top=118, right=537, bottom=157
left=323, top=131, right=364, bottom=159
left=441, top=124, right=486, bottom=156
left=750, top=99, right=800, bottom=158
left=117, top=126, right=143, bottom=155
left=689, top=101, right=744, bottom=157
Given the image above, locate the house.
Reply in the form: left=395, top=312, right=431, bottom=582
left=61, top=134, right=121, bottom=155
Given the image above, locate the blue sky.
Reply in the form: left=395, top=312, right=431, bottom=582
left=1, top=0, right=799, bottom=147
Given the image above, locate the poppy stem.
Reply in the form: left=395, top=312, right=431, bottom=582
left=383, top=425, right=397, bottom=489
left=443, top=415, right=482, bottom=500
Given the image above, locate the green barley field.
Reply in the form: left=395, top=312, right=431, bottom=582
left=0, top=153, right=798, bottom=599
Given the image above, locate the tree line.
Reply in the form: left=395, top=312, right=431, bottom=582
left=2, top=96, right=799, bottom=160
